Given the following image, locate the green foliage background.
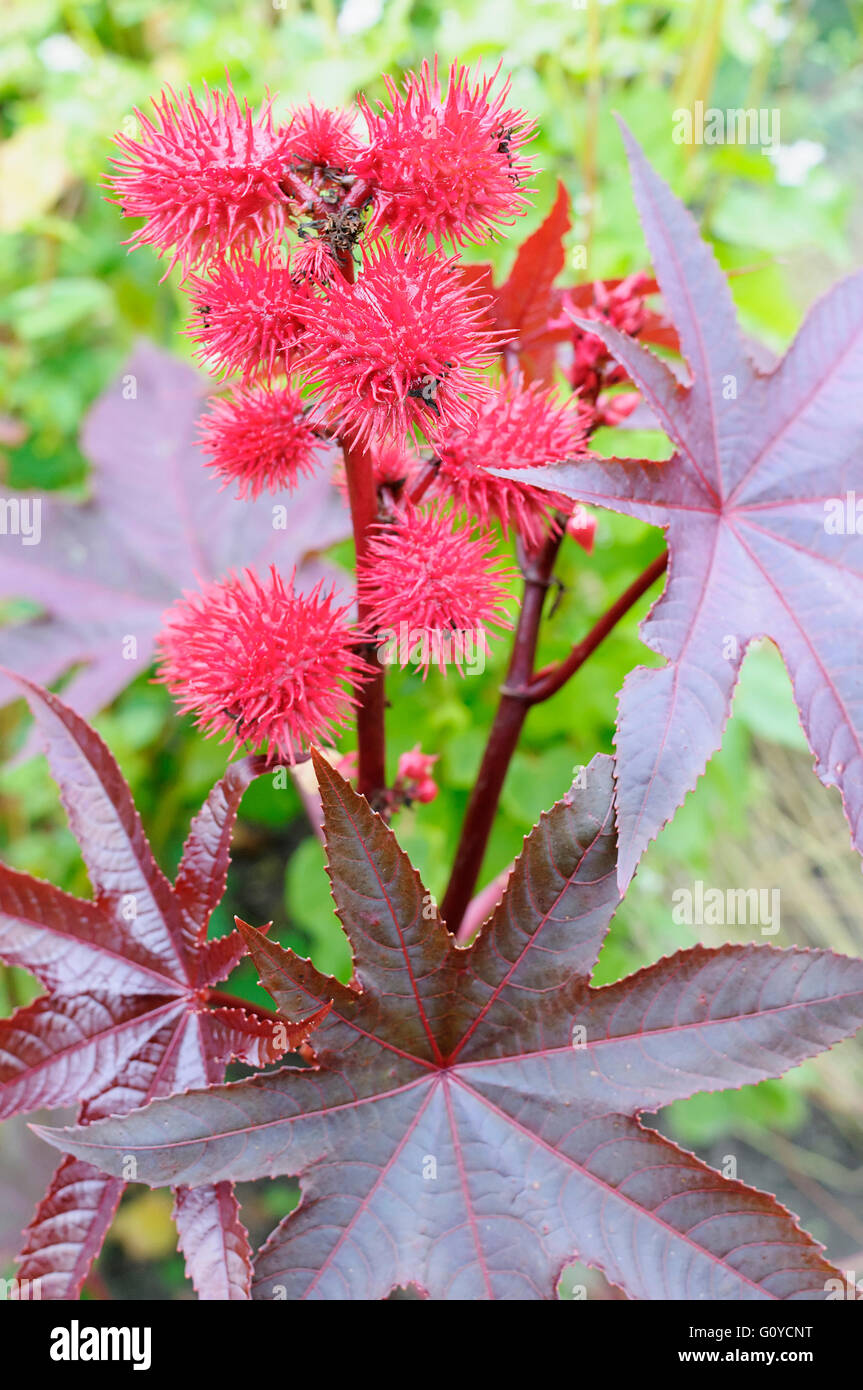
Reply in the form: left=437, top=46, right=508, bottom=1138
left=1, top=0, right=863, bottom=1296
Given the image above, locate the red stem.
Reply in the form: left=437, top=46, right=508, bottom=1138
left=440, top=545, right=668, bottom=933
left=343, top=438, right=387, bottom=805
left=527, top=549, right=668, bottom=702
left=440, top=528, right=563, bottom=931
left=310, top=227, right=386, bottom=803
left=408, top=459, right=439, bottom=506
left=290, top=764, right=324, bottom=844
left=281, top=170, right=323, bottom=211
left=456, top=864, right=513, bottom=945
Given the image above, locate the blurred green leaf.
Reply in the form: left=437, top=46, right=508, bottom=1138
left=1, top=277, right=114, bottom=339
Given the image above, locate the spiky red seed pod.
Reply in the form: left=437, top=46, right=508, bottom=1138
left=286, top=103, right=363, bottom=171
left=109, top=81, right=294, bottom=278
left=433, top=376, right=589, bottom=548
left=370, top=440, right=421, bottom=490
left=185, top=249, right=312, bottom=381
left=299, top=244, right=496, bottom=447
left=198, top=385, right=324, bottom=500
left=292, top=237, right=338, bottom=284
left=156, top=566, right=370, bottom=765
left=353, top=59, right=536, bottom=250
left=357, top=505, right=514, bottom=677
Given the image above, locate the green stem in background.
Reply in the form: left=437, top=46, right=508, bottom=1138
left=673, top=0, right=725, bottom=162
left=441, top=546, right=669, bottom=934
left=582, top=0, right=601, bottom=265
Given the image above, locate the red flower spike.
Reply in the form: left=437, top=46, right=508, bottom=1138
left=354, top=58, right=536, bottom=249
left=286, top=103, right=363, bottom=171
left=395, top=746, right=440, bottom=806
left=560, top=271, right=653, bottom=397
left=433, top=375, right=589, bottom=548
left=109, top=81, right=294, bottom=278
left=156, top=567, right=370, bottom=764
left=299, top=244, right=496, bottom=447
left=198, top=385, right=324, bottom=501
left=185, top=248, right=312, bottom=382
left=358, top=505, right=514, bottom=677
left=398, top=746, right=440, bottom=807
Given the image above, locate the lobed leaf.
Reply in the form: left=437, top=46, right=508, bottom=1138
left=37, top=755, right=863, bottom=1300
left=0, top=678, right=287, bottom=1297
left=508, top=123, right=863, bottom=888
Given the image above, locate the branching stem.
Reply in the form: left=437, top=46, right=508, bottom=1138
left=527, top=549, right=668, bottom=703
left=440, top=527, right=564, bottom=930
left=441, top=544, right=668, bottom=932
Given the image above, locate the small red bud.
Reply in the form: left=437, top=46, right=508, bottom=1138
left=566, top=505, right=597, bottom=555
left=398, top=745, right=438, bottom=781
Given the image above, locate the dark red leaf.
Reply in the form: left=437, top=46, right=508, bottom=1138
left=173, top=1181, right=253, bottom=1301
left=0, top=675, right=284, bottom=1297
left=493, top=180, right=570, bottom=380
left=175, top=755, right=269, bottom=964
left=16, top=1158, right=124, bottom=1301
left=38, top=753, right=863, bottom=1300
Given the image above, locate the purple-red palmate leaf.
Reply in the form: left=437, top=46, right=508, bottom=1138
left=173, top=1181, right=254, bottom=1302
left=0, top=674, right=320, bottom=1299
left=37, top=751, right=863, bottom=1300
left=0, top=342, right=348, bottom=722
left=512, top=122, right=863, bottom=890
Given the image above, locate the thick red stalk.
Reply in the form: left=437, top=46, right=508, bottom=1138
left=440, top=527, right=563, bottom=930
left=319, top=240, right=386, bottom=804
left=455, top=865, right=513, bottom=945
left=343, top=438, right=387, bottom=804
left=441, top=545, right=669, bottom=933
